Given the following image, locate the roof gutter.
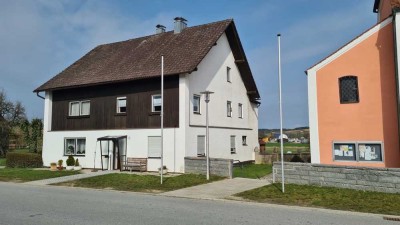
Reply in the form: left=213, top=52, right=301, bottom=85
left=373, top=0, right=381, bottom=13
left=36, top=92, right=45, bottom=100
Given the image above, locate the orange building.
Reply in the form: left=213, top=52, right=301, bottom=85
left=306, top=0, right=400, bottom=167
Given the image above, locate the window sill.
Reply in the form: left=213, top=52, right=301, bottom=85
left=194, top=112, right=201, bottom=115
left=231, top=152, right=237, bottom=154
left=242, top=144, right=247, bottom=146
left=148, top=157, right=161, bottom=159
left=63, top=155, right=86, bottom=157
left=149, top=112, right=161, bottom=116
left=67, top=115, right=90, bottom=119
left=340, top=101, right=359, bottom=104
left=115, top=113, right=127, bottom=116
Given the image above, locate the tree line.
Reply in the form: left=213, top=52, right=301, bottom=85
left=0, top=90, right=43, bottom=157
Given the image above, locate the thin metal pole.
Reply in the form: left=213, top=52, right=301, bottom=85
left=161, top=55, right=164, bottom=184
left=278, top=34, right=285, bottom=193
left=206, top=99, right=210, bottom=180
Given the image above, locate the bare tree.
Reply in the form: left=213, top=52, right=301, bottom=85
left=0, top=90, right=27, bottom=156
left=9, top=101, right=26, bottom=126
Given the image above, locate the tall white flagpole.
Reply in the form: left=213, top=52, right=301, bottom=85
left=278, top=34, right=285, bottom=193
left=161, top=55, right=164, bottom=184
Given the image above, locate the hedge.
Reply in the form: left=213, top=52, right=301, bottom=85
left=6, top=152, right=43, bottom=168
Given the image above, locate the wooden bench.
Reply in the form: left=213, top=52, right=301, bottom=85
left=122, top=157, right=147, bottom=172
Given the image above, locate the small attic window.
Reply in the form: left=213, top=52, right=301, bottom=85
left=339, top=76, right=359, bottom=104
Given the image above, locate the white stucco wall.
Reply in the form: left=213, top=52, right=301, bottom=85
left=184, top=33, right=259, bottom=162
left=42, top=128, right=185, bottom=172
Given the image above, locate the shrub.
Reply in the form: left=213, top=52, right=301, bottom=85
left=75, top=159, right=80, bottom=167
left=6, top=152, right=43, bottom=168
left=58, top=160, right=63, bottom=167
left=66, top=156, right=75, bottom=166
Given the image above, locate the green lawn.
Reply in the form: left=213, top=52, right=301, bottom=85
left=0, top=168, right=80, bottom=182
left=0, top=158, right=5, bottom=166
left=264, top=143, right=309, bottom=148
left=263, top=143, right=310, bottom=154
left=236, top=183, right=400, bottom=216
left=55, top=173, right=224, bottom=193
left=233, top=164, right=272, bottom=179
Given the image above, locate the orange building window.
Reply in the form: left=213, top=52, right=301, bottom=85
left=339, top=76, right=359, bottom=104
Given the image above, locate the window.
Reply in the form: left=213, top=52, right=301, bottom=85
left=197, top=135, right=205, bottom=156
left=69, top=101, right=90, bottom=116
left=80, top=101, right=90, bottom=116
left=333, top=142, right=383, bottom=162
left=116, top=97, right=127, bottom=113
left=238, top=103, right=243, bottom=118
left=148, top=136, right=161, bottom=158
left=230, top=136, right=236, bottom=154
left=227, top=67, right=231, bottom=82
left=227, top=101, right=232, bottom=117
left=69, top=102, right=80, bottom=116
left=64, top=138, right=86, bottom=156
left=193, top=95, right=201, bottom=114
left=339, top=76, right=359, bottom=103
left=242, top=136, right=247, bottom=146
left=152, top=95, right=162, bottom=112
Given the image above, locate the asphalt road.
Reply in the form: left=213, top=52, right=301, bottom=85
left=0, top=182, right=397, bottom=225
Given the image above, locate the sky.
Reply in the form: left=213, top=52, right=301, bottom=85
left=0, top=0, right=377, bottom=129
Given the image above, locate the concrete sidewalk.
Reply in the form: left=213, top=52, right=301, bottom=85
left=25, top=170, right=118, bottom=185
left=160, top=177, right=269, bottom=200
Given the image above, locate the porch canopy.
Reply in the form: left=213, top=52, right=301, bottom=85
left=96, top=135, right=127, bottom=171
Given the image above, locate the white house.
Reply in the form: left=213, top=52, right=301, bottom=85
left=34, top=17, right=260, bottom=173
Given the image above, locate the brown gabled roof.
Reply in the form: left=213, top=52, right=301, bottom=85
left=34, top=19, right=260, bottom=100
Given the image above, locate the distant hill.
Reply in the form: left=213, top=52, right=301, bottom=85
left=259, top=127, right=309, bottom=139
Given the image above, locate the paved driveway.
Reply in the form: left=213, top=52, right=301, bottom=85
left=161, top=177, right=268, bottom=199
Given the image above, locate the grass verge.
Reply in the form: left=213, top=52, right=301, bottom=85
left=233, top=164, right=272, bottom=179
left=0, top=158, right=5, bottom=167
left=0, top=168, right=80, bottom=182
left=264, top=143, right=309, bottom=148
left=235, top=183, right=400, bottom=216
left=54, top=173, right=224, bottom=193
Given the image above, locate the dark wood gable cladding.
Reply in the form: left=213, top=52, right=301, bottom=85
left=51, top=75, right=179, bottom=131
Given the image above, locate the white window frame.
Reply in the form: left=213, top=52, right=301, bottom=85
left=242, top=136, right=247, bottom=146
left=80, top=100, right=90, bottom=116
left=230, top=135, right=236, bottom=154
left=238, top=103, right=243, bottom=118
left=69, top=100, right=90, bottom=117
left=64, top=138, right=86, bottom=156
left=69, top=101, right=80, bottom=117
left=227, top=101, right=232, bottom=117
left=197, top=135, right=205, bottom=157
left=151, top=94, right=162, bottom=112
left=116, top=97, right=127, bottom=114
left=227, top=66, right=231, bottom=82
left=193, top=94, right=201, bottom=114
